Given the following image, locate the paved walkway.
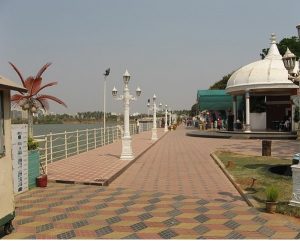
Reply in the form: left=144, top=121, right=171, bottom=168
left=47, top=129, right=165, bottom=185
left=3, top=126, right=300, bottom=239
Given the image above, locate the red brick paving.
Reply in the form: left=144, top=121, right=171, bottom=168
left=47, top=129, right=165, bottom=184
left=4, top=126, right=300, bottom=239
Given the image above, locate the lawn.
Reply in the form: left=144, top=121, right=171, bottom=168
left=215, top=151, right=300, bottom=217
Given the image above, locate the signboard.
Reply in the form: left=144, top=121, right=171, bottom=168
left=12, top=124, right=28, bottom=194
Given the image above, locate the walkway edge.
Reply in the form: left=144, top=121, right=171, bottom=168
left=105, top=131, right=170, bottom=186
left=210, top=152, right=254, bottom=207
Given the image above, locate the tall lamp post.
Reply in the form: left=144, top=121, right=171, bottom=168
left=169, top=108, right=172, bottom=127
left=148, top=95, right=162, bottom=141
left=285, top=24, right=300, bottom=207
left=103, top=68, right=110, bottom=144
left=164, top=105, right=168, bottom=132
left=112, top=70, right=141, bottom=160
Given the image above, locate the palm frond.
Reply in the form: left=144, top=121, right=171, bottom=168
left=35, top=63, right=51, bottom=80
left=30, top=77, right=42, bottom=96
left=11, top=94, right=26, bottom=102
left=8, top=62, right=25, bottom=87
left=37, top=94, right=67, bottom=108
left=36, top=98, right=49, bottom=111
left=24, top=76, right=35, bottom=91
left=34, top=82, right=57, bottom=95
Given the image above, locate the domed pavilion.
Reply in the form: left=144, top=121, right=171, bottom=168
left=226, top=34, right=298, bottom=132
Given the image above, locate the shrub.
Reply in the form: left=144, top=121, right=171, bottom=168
left=266, top=186, right=279, bottom=202
left=28, top=137, right=39, bottom=150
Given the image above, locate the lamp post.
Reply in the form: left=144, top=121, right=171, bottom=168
left=288, top=24, right=300, bottom=208
left=169, top=108, right=172, bottom=127
left=112, top=70, right=141, bottom=160
left=147, top=95, right=162, bottom=141
left=103, top=68, right=110, bottom=144
left=164, top=105, right=168, bottom=132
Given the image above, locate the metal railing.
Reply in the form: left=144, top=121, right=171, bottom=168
left=33, top=122, right=153, bottom=174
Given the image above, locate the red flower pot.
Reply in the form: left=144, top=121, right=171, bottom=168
left=36, top=175, right=47, bottom=187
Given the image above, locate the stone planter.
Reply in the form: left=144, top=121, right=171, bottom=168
left=28, top=150, right=40, bottom=188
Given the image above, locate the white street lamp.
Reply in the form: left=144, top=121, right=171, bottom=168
left=169, top=108, right=172, bottom=127
left=164, top=104, right=168, bottom=132
left=112, top=69, right=141, bottom=160
left=103, top=68, right=110, bottom=144
left=289, top=25, right=300, bottom=208
left=147, top=94, right=162, bottom=141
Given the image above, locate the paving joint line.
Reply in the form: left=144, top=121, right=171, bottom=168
left=105, top=130, right=170, bottom=185
left=48, top=131, right=170, bottom=187
left=210, top=152, right=254, bottom=207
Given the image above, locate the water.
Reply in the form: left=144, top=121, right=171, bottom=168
left=33, top=122, right=119, bottom=136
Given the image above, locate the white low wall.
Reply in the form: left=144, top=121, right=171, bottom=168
left=250, top=112, right=266, bottom=130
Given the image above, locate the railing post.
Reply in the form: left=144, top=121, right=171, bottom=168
left=64, top=131, right=68, bottom=158
left=86, top=129, right=89, bottom=151
left=76, top=129, right=79, bottom=154
left=107, top=127, right=110, bottom=144
left=94, top=128, right=97, bottom=149
left=44, top=136, right=48, bottom=174
left=112, top=127, right=115, bottom=142
left=50, top=132, right=53, bottom=163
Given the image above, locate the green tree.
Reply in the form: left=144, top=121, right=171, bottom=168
left=209, top=73, right=232, bottom=90
left=260, top=36, right=300, bottom=59
left=190, top=103, right=199, bottom=117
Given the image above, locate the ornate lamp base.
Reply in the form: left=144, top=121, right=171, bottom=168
left=244, top=124, right=251, bottom=133
left=290, top=164, right=300, bottom=207
left=120, top=136, right=134, bottom=160
left=151, top=128, right=158, bottom=141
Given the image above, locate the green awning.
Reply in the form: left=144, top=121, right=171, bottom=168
left=197, top=90, right=242, bottom=111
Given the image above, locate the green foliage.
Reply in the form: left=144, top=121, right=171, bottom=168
left=294, top=108, right=300, bottom=123
left=260, top=36, right=300, bottom=59
left=265, top=186, right=279, bottom=202
left=190, top=103, right=199, bottom=117
left=28, top=137, right=39, bottom=150
left=209, top=73, right=232, bottom=90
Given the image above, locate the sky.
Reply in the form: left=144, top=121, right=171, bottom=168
left=0, top=0, right=299, bottom=115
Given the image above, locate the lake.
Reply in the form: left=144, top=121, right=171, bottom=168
left=33, top=122, right=119, bottom=136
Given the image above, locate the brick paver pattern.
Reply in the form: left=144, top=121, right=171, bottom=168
left=3, top=126, right=300, bottom=239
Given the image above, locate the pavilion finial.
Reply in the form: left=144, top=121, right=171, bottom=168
left=270, top=33, right=276, bottom=44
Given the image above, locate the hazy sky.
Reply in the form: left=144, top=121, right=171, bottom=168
left=0, top=0, right=299, bottom=114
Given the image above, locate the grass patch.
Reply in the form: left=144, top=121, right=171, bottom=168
left=215, top=151, right=300, bottom=217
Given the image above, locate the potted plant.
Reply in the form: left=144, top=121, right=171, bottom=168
left=28, top=138, right=47, bottom=188
left=265, top=185, right=279, bottom=213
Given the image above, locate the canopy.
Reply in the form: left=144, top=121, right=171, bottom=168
left=197, top=90, right=242, bottom=111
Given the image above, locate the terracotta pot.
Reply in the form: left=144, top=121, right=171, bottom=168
left=36, top=175, right=47, bottom=187
left=265, top=201, right=277, bottom=213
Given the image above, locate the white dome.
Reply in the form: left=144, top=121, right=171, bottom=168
left=226, top=34, right=298, bottom=94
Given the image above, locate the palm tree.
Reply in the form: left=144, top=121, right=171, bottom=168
left=9, top=62, right=67, bottom=138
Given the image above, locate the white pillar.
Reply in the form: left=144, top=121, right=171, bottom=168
left=232, top=96, right=237, bottom=123
left=103, top=76, right=106, bottom=144
left=290, top=164, right=300, bottom=207
left=244, top=91, right=251, bottom=132
left=151, top=99, right=158, bottom=141
left=120, top=83, right=134, bottom=160
left=164, top=106, right=168, bottom=132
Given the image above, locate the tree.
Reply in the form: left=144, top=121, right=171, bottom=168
left=10, top=62, right=67, bottom=137
left=190, top=103, right=199, bottom=117
left=209, top=73, right=232, bottom=90
left=260, top=36, right=300, bottom=59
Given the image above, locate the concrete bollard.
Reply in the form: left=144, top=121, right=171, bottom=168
left=262, top=140, right=272, bottom=156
